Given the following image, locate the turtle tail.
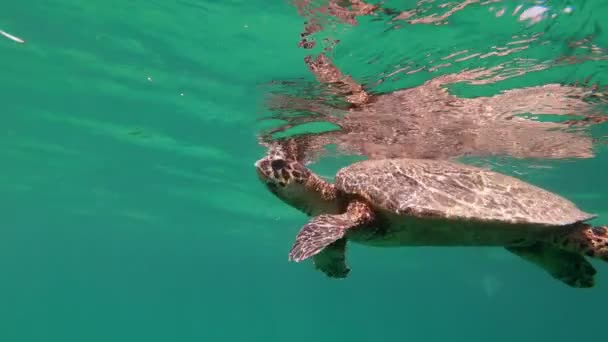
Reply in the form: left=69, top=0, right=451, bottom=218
left=557, top=225, right=608, bottom=261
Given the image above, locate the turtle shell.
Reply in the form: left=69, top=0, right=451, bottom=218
left=334, top=159, right=595, bottom=226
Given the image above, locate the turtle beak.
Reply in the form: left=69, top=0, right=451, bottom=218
left=254, top=157, right=267, bottom=172
left=254, top=158, right=271, bottom=180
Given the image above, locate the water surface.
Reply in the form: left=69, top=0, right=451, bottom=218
left=1, top=1, right=608, bottom=341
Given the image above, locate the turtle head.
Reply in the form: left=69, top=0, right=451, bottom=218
left=254, top=150, right=311, bottom=193
left=255, top=140, right=341, bottom=216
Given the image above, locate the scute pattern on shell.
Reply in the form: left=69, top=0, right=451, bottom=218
left=334, top=159, right=595, bottom=226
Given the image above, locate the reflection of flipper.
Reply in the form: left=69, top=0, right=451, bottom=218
left=295, top=0, right=381, bottom=47
left=506, top=243, right=596, bottom=288
left=305, top=53, right=371, bottom=106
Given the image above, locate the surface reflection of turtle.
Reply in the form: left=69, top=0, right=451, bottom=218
left=255, top=141, right=608, bottom=288
left=262, top=53, right=607, bottom=163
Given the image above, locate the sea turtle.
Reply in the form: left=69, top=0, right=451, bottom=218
left=255, top=141, right=608, bottom=288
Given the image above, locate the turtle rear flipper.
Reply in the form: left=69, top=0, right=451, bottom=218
left=288, top=200, right=374, bottom=265
left=507, top=243, right=596, bottom=288
left=557, top=225, right=608, bottom=261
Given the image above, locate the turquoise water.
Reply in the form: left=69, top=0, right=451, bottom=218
left=1, top=1, right=608, bottom=341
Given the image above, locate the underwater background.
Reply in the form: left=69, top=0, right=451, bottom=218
left=1, top=0, right=608, bottom=341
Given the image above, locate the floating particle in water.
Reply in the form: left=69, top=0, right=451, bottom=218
left=481, top=274, right=503, bottom=298
left=0, top=29, right=25, bottom=43
left=563, top=6, right=573, bottom=14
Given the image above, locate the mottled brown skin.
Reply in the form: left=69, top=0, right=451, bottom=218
left=294, top=0, right=381, bottom=50
left=255, top=144, right=608, bottom=287
left=255, top=142, right=342, bottom=217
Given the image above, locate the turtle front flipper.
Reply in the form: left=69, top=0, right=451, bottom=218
left=313, top=238, right=350, bottom=278
left=506, top=243, right=596, bottom=288
left=288, top=200, right=375, bottom=273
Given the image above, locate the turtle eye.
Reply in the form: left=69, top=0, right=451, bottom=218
left=271, top=159, right=287, bottom=171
